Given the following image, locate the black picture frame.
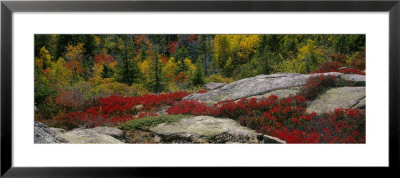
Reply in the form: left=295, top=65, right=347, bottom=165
left=1, top=0, right=399, bottom=177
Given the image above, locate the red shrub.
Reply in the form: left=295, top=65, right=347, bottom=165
left=54, top=89, right=86, bottom=110
left=166, top=100, right=211, bottom=115
left=328, top=54, right=348, bottom=64
left=312, top=60, right=365, bottom=75
left=165, top=90, right=365, bottom=143
left=299, top=75, right=338, bottom=100
left=337, top=68, right=365, bottom=75
left=312, top=61, right=343, bottom=73
left=197, top=89, right=208, bottom=93
left=248, top=107, right=365, bottom=143
left=349, top=48, right=366, bottom=70
left=56, top=91, right=191, bottom=129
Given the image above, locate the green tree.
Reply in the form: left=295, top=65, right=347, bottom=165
left=101, top=64, right=114, bottom=78
left=174, top=46, right=190, bottom=74
left=190, top=59, right=205, bottom=87
left=197, top=35, right=212, bottom=76
left=223, top=57, right=234, bottom=77
left=115, top=58, right=141, bottom=86
left=114, top=35, right=143, bottom=86
left=147, top=35, right=168, bottom=93
left=34, top=64, right=56, bottom=107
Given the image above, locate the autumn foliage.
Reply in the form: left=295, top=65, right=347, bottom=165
left=34, top=34, right=366, bottom=143
left=165, top=75, right=365, bottom=143
left=55, top=91, right=191, bottom=129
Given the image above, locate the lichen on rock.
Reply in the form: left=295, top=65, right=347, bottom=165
left=306, top=87, right=366, bottom=114
left=34, top=121, right=68, bottom=144
left=149, top=115, right=280, bottom=144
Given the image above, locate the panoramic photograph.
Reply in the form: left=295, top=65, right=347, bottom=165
left=34, top=34, right=366, bottom=144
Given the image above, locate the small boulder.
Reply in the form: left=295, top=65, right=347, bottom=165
left=133, top=104, right=144, bottom=112
left=56, top=128, right=124, bottom=144
left=155, top=106, right=170, bottom=116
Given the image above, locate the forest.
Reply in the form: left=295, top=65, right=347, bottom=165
left=35, top=34, right=366, bottom=143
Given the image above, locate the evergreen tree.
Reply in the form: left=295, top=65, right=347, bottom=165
left=147, top=35, right=167, bottom=93
left=190, top=59, right=205, bottom=87
left=115, top=35, right=142, bottom=85
left=116, top=58, right=141, bottom=85
left=174, top=46, right=189, bottom=74
left=197, top=35, right=211, bottom=76
left=34, top=64, right=56, bottom=108
left=101, top=64, right=114, bottom=78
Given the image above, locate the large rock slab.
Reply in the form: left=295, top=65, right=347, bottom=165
left=353, top=97, right=366, bottom=109
left=91, top=126, right=124, bottom=138
left=183, top=72, right=357, bottom=104
left=237, top=87, right=300, bottom=102
left=339, top=74, right=365, bottom=86
left=149, top=115, right=284, bottom=144
left=56, top=128, right=124, bottom=144
left=306, top=87, right=366, bottom=114
left=204, top=82, right=226, bottom=90
left=34, top=121, right=68, bottom=144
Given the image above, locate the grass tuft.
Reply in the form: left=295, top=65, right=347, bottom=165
left=118, top=114, right=192, bottom=131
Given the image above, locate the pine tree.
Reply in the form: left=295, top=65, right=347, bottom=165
left=101, top=64, right=113, bottom=78
left=115, top=35, right=142, bottom=85
left=190, top=58, right=205, bottom=87
left=174, top=46, right=189, bottom=74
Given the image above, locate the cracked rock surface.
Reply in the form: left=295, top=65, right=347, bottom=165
left=184, top=72, right=364, bottom=104
left=149, top=116, right=284, bottom=143
left=306, top=87, right=366, bottom=114
left=34, top=121, right=68, bottom=144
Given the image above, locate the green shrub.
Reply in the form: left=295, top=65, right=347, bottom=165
left=205, top=74, right=233, bottom=84
left=118, top=114, right=192, bottom=131
left=35, top=97, right=62, bottom=120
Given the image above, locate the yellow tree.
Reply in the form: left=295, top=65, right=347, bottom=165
left=65, top=43, right=85, bottom=81
left=297, top=39, right=326, bottom=73
left=162, top=57, right=178, bottom=82
left=229, top=34, right=260, bottom=65
left=139, top=59, right=152, bottom=85
left=214, top=35, right=260, bottom=75
left=46, top=57, right=74, bottom=90
left=214, top=35, right=231, bottom=69
left=35, top=47, right=52, bottom=71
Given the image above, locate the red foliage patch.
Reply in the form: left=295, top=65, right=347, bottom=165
left=56, top=91, right=191, bottom=129
left=94, top=50, right=115, bottom=64
left=197, top=89, right=208, bottom=93
left=256, top=108, right=365, bottom=143
left=299, top=75, right=338, bottom=100
left=187, top=35, right=198, bottom=43
left=312, top=61, right=365, bottom=75
left=167, top=39, right=181, bottom=54
left=165, top=76, right=365, bottom=143
left=166, top=94, right=365, bottom=143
